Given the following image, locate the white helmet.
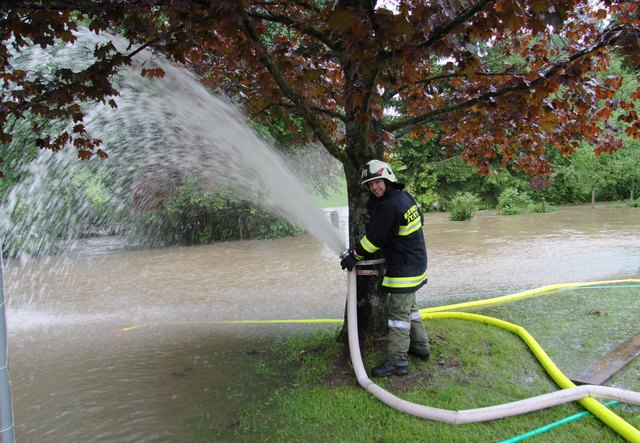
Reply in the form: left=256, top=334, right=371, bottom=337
left=361, top=159, right=404, bottom=189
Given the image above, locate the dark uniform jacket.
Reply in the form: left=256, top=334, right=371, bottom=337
left=354, top=187, right=428, bottom=293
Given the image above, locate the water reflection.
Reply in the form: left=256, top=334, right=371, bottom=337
left=4, top=204, right=640, bottom=441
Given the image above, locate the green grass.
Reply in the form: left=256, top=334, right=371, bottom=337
left=315, top=184, right=347, bottom=208
left=184, top=285, right=640, bottom=442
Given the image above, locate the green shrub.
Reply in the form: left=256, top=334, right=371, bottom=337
left=414, top=188, right=440, bottom=213
left=131, top=177, right=301, bottom=246
left=497, top=187, right=533, bottom=215
left=448, top=192, right=480, bottom=221
left=626, top=198, right=640, bottom=208
left=529, top=200, right=556, bottom=213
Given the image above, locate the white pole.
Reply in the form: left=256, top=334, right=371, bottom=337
left=0, top=253, right=15, bottom=443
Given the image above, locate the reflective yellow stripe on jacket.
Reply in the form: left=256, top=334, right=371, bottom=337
left=398, top=217, right=422, bottom=236
left=382, top=269, right=429, bottom=289
left=359, top=235, right=379, bottom=254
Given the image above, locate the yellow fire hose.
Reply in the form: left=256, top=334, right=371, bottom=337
left=346, top=274, right=640, bottom=441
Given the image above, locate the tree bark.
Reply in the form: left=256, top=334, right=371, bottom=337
left=337, top=159, right=389, bottom=343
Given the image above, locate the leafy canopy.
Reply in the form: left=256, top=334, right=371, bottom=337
left=1, top=1, right=639, bottom=179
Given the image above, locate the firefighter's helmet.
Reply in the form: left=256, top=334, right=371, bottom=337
left=361, top=159, right=404, bottom=189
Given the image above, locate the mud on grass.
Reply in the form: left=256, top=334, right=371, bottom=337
left=313, top=332, right=457, bottom=392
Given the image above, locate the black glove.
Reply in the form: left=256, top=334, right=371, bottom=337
left=340, top=249, right=358, bottom=271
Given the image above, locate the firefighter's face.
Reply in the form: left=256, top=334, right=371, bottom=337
left=368, top=178, right=386, bottom=198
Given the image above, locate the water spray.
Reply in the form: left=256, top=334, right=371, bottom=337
left=2, top=29, right=346, bottom=257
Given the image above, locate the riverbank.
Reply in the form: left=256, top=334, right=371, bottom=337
left=187, top=281, right=640, bottom=442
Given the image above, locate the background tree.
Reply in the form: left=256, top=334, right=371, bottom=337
left=571, top=144, right=615, bottom=208
left=2, top=1, right=640, bottom=339
left=603, top=55, right=640, bottom=202
left=616, top=142, right=640, bottom=201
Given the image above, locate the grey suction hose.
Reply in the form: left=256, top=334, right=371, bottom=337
left=345, top=269, right=640, bottom=427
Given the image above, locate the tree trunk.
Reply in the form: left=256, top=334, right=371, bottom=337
left=591, top=187, right=596, bottom=209
left=336, top=161, right=389, bottom=343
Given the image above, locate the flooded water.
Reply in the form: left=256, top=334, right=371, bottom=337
left=3, top=203, right=640, bottom=441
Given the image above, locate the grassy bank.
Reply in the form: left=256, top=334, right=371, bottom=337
left=316, top=185, right=347, bottom=208
left=186, top=284, right=640, bottom=442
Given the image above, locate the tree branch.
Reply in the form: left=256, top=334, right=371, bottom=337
left=246, top=9, right=341, bottom=52
left=236, top=8, right=347, bottom=163
left=418, top=0, right=495, bottom=52
left=384, top=34, right=615, bottom=135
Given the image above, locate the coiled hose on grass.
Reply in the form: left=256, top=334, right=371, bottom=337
left=346, top=271, right=640, bottom=442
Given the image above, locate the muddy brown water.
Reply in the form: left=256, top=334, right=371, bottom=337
left=4, top=204, right=640, bottom=441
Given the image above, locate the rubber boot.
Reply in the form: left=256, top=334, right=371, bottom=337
left=371, top=360, right=409, bottom=377
left=408, top=348, right=430, bottom=361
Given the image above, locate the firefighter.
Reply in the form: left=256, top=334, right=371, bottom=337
left=340, top=159, right=430, bottom=377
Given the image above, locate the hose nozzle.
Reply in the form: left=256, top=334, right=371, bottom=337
left=340, top=248, right=351, bottom=259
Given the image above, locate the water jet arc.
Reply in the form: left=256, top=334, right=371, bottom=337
left=345, top=269, right=640, bottom=442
